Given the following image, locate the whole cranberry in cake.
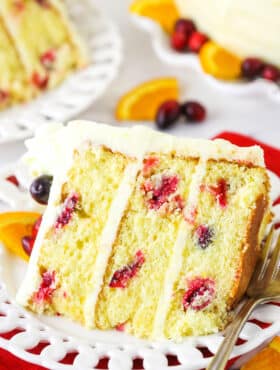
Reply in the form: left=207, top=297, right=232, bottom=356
left=195, top=225, right=214, bottom=249
left=262, top=65, right=280, bottom=82
left=201, top=178, right=228, bottom=209
left=171, top=31, right=189, bottom=52
left=188, top=31, right=208, bottom=53
left=30, top=175, right=53, bottom=205
left=183, top=277, right=215, bottom=311
left=31, top=72, right=49, bottom=90
left=156, top=100, right=181, bottom=129
left=40, top=49, right=56, bottom=70
left=55, top=192, right=80, bottom=229
left=181, top=101, right=206, bottom=122
left=174, top=18, right=196, bottom=36
left=241, top=58, right=264, bottom=79
left=33, top=270, right=56, bottom=304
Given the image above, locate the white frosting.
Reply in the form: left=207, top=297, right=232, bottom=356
left=17, top=120, right=266, bottom=328
left=175, top=0, right=280, bottom=66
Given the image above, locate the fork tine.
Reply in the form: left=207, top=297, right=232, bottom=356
left=271, top=232, right=280, bottom=280
left=253, top=226, right=275, bottom=281
left=264, top=230, right=280, bottom=282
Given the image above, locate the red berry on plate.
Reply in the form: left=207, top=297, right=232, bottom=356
left=188, top=31, right=208, bottom=53
left=21, top=236, right=35, bottom=256
left=241, top=58, right=264, bottom=79
left=181, top=101, right=206, bottom=122
left=32, top=216, right=42, bottom=239
left=174, top=18, right=196, bottom=36
left=156, top=100, right=181, bottom=129
left=171, top=31, right=188, bottom=52
left=6, top=175, right=19, bottom=187
left=262, top=65, right=280, bottom=82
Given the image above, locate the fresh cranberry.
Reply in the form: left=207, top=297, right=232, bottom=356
left=116, top=322, right=126, bottom=332
left=55, top=193, right=79, bottom=229
left=241, top=58, right=264, bottom=79
left=182, top=277, right=215, bottom=311
left=200, top=178, right=228, bottom=209
left=262, top=65, right=280, bottom=82
left=40, top=49, right=56, bottom=70
left=174, top=18, right=196, bottom=36
left=143, top=157, right=160, bottom=177
left=195, top=225, right=214, bottom=249
left=109, top=250, right=145, bottom=288
left=171, top=31, right=189, bottom=52
left=6, top=175, right=19, bottom=187
left=31, top=72, right=49, bottom=90
left=32, top=216, right=42, bottom=239
left=33, top=271, right=56, bottom=304
left=21, top=236, right=35, bottom=256
left=181, top=101, right=206, bottom=122
left=188, top=31, right=208, bottom=53
left=156, top=100, right=181, bottom=129
left=143, top=175, right=179, bottom=210
left=0, top=90, right=9, bottom=104
left=30, top=175, right=53, bottom=205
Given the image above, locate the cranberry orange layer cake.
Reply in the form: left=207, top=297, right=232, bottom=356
left=17, top=121, right=271, bottom=340
left=0, top=0, right=87, bottom=109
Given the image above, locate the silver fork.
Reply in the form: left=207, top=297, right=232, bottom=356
left=207, top=227, right=280, bottom=370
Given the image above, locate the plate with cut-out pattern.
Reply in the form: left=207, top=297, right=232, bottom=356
left=0, top=0, right=122, bottom=144
left=0, top=162, right=279, bottom=370
left=131, top=14, right=280, bottom=104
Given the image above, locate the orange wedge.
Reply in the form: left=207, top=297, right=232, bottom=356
left=130, top=0, right=179, bottom=34
left=199, top=41, right=242, bottom=80
left=0, top=212, right=41, bottom=261
left=116, top=77, right=179, bottom=121
left=242, top=337, right=280, bottom=370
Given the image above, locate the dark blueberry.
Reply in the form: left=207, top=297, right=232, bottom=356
left=195, top=225, right=214, bottom=249
left=155, top=100, right=181, bottom=129
left=30, top=175, right=53, bottom=205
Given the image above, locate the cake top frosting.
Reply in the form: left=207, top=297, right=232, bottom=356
left=24, top=121, right=265, bottom=176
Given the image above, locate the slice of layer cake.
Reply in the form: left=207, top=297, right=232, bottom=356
left=0, top=0, right=87, bottom=95
left=17, top=121, right=271, bottom=340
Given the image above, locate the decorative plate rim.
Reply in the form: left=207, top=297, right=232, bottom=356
left=130, top=14, right=280, bottom=103
left=0, top=162, right=279, bottom=370
left=0, top=0, right=123, bottom=144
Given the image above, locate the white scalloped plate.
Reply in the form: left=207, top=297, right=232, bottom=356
left=0, top=163, right=279, bottom=370
left=0, top=1, right=122, bottom=144
left=131, top=14, right=280, bottom=103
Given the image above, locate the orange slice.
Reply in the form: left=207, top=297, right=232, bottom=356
left=130, top=0, right=179, bottom=34
left=116, top=77, right=179, bottom=121
left=0, top=212, right=41, bottom=261
left=199, top=41, right=242, bottom=80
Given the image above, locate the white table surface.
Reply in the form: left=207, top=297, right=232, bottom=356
left=0, top=0, right=279, bottom=165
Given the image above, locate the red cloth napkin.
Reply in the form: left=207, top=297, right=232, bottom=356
left=0, top=132, right=279, bottom=370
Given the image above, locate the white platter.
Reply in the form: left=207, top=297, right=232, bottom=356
left=0, top=162, right=279, bottom=370
left=0, top=0, right=122, bottom=144
left=131, top=15, right=280, bottom=104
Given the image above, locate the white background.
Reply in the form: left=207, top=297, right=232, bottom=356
left=0, top=0, right=279, bottom=166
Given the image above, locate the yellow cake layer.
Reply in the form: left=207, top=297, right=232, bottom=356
left=0, top=0, right=87, bottom=92
left=164, top=161, right=269, bottom=338
left=28, top=146, right=130, bottom=322
left=95, top=154, right=198, bottom=337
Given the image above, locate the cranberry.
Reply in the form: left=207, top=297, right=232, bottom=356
left=33, top=271, right=56, bottom=304
left=171, top=31, right=189, bottom=52
left=156, top=100, right=181, bottom=129
left=21, top=236, right=35, bottom=256
left=31, top=72, right=49, bottom=90
left=182, top=277, right=215, bottom=311
left=116, top=322, right=126, bottom=332
left=188, top=31, right=208, bottom=53
left=200, top=178, right=228, bottom=209
left=143, top=175, right=179, bottom=210
left=32, top=216, right=42, bottom=239
left=55, top=192, right=79, bottom=229
left=241, top=58, right=264, bottom=79
left=195, top=225, right=214, bottom=249
left=30, top=175, right=53, bottom=205
left=40, top=49, right=56, bottom=70
left=109, top=250, right=145, bottom=288
left=142, top=157, right=160, bottom=177
left=174, top=18, right=196, bottom=36
left=262, top=65, right=280, bottom=82
left=181, top=101, right=206, bottom=122
left=0, top=90, right=9, bottom=104
left=6, top=175, right=19, bottom=187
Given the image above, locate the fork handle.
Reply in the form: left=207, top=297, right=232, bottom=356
left=207, top=297, right=260, bottom=370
